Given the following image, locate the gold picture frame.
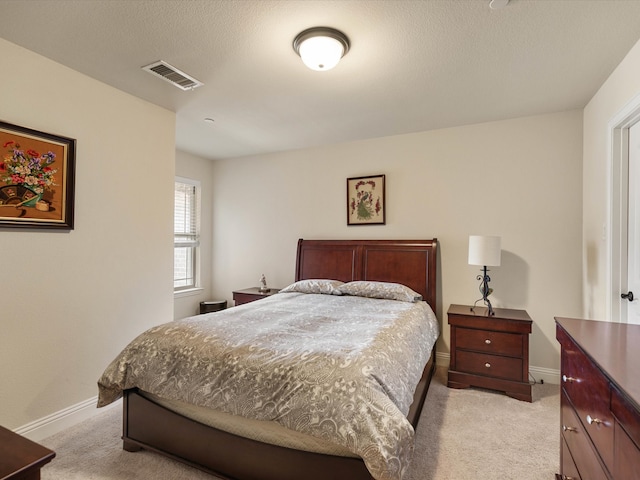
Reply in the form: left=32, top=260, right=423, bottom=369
left=347, top=174, right=385, bottom=225
left=0, top=121, right=76, bottom=229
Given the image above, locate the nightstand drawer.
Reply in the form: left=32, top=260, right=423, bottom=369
left=456, top=350, right=523, bottom=381
left=455, top=327, right=523, bottom=357
left=234, top=292, right=267, bottom=305
left=233, top=287, right=280, bottom=306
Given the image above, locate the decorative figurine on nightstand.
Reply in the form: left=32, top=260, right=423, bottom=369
left=468, top=235, right=501, bottom=316
left=259, top=274, right=269, bottom=293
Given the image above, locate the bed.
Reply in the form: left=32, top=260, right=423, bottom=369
left=98, top=238, right=439, bottom=480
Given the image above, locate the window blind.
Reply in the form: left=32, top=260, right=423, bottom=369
left=174, top=180, right=200, bottom=290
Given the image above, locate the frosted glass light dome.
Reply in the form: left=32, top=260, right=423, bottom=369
left=298, top=36, right=344, bottom=71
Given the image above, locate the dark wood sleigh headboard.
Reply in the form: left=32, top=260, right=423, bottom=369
left=295, top=239, right=438, bottom=313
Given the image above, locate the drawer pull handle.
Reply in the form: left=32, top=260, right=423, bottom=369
left=484, top=339, right=491, bottom=344
left=586, top=415, right=603, bottom=426
left=484, top=362, right=491, bottom=368
left=562, top=425, right=577, bottom=433
left=562, top=375, right=576, bottom=383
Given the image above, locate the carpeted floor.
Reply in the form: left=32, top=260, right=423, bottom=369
left=40, top=366, right=560, bottom=479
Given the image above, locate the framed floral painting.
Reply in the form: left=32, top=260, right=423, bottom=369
left=347, top=174, right=385, bottom=225
left=0, top=121, right=76, bottom=229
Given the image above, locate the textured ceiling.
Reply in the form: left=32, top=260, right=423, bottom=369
left=1, top=0, right=640, bottom=160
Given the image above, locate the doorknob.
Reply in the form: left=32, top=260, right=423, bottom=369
left=622, top=291, right=634, bottom=301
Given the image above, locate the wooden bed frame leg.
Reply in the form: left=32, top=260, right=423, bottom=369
left=123, top=439, right=142, bottom=452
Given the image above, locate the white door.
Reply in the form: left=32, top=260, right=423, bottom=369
left=626, top=121, right=640, bottom=324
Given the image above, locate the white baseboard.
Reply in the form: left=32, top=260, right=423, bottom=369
left=15, top=396, right=121, bottom=442
left=435, top=352, right=561, bottom=385
left=435, top=351, right=451, bottom=366
left=529, top=365, right=561, bottom=385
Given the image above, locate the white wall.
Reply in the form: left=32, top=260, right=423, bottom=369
left=175, top=150, right=215, bottom=319
left=583, top=38, right=640, bottom=320
left=0, top=38, right=175, bottom=430
left=211, top=110, right=584, bottom=374
left=0, top=31, right=599, bottom=432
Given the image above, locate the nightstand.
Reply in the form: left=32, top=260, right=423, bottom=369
left=447, top=304, right=532, bottom=402
left=0, top=425, right=55, bottom=479
left=232, top=287, right=280, bottom=306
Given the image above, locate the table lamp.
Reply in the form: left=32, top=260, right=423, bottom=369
left=468, top=235, right=501, bottom=316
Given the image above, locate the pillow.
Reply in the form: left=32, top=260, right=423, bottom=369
left=336, top=281, right=423, bottom=303
left=279, top=279, right=344, bottom=295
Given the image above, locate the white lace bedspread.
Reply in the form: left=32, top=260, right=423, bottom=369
left=97, top=292, right=440, bottom=480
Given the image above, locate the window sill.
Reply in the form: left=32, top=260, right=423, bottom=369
left=174, top=287, right=204, bottom=298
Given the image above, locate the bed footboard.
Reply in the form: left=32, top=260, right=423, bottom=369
left=123, top=390, right=375, bottom=480
left=122, top=350, right=435, bottom=480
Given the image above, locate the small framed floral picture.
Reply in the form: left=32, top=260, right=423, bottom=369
left=0, top=121, right=76, bottom=229
left=347, top=174, right=385, bottom=225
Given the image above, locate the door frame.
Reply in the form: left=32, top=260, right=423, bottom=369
left=608, top=92, right=640, bottom=323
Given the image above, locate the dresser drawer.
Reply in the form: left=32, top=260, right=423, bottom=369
left=561, top=391, right=610, bottom=480
left=455, top=327, right=523, bottom=357
left=614, top=422, right=640, bottom=480
left=456, top=350, right=523, bottom=381
left=560, top=331, right=614, bottom=470
left=611, top=387, right=640, bottom=451
left=561, top=436, right=582, bottom=480
left=611, top=387, right=640, bottom=480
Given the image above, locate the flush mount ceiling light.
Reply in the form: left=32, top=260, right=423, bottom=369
left=292, top=27, right=350, bottom=71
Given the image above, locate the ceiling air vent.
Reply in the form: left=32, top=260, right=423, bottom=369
left=142, top=60, right=203, bottom=91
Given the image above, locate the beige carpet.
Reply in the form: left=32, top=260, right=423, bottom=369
left=40, top=366, right=559, bottom=479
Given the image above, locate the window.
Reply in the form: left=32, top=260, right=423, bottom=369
left=174, top=178, right=200, bottom=292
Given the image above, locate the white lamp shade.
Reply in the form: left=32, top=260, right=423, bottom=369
left=468, top=235, right=502, bottom=267
left=298, top=35, right=345, bottom=71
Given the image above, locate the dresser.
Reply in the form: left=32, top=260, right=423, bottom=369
left=232, top=287, right=280, bottom=306
left=447, top=304, right=532, bottom=402
left=556, top=317, right=640, bottom=480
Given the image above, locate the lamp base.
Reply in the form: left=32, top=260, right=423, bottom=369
left=472, top=266, right=495, bottom=316
left=471, top=297, right=495, bottom=316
